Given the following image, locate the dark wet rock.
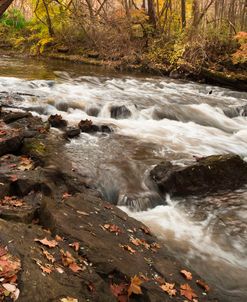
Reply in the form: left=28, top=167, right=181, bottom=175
left=0, top=219, right=115, bottom=302
left=55, top=101, right=69, bottom=112
left=64, top=127, right=80, bottom=139
left=39, top=193, right=217, bottom=302
left=110, top=105, right=131, bottom=119
left=0, top=192, right=41, bottom=223
left=21, top=138, right=47, bottom=161
left=78, top=119, right=112, bottom=133
left=78, top=119, right=100, bottom=132
left=152, top=106, right=179, bottom=121
left=11, top=115, right=49, bottom=134
left=3, top=111, right=32, bottom=124
left=86, top=106, right=100, bottom=117
left=224, top=104, right=247, bottom=118
left=100, top=125, right=112, bottom=133
left=48, top=114, right=67, bottom=128
left=0, top=128, right=23, bottom=157
left=150, top=154, right=247, bottom=196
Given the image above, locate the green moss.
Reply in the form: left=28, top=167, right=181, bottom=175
left=23, top=140, right=46, bottom=156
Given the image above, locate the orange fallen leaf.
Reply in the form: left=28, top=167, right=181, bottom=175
left=33, top=258, right=53, bottom=274
left=119, top=244, right=136, bottom=254
left=61, top=250, right=75, bottom=266
left=128, top=275, right=142, bottom=297
left=60, top=297, right=78, bottom=302
left=150, top=242, right=160, bottom=251
left=69, top=242, right=80, bottom=252
left=181, top=269, right=193, bottom=280
left=130, top=238, right=142, bottom=246
left=196, top=279, right=210, bottom=292
left=40, top=265, right=52, bottom=274
left=104, top=204, right=113, bottom=210
left=62, top=192, right=72, bottom=199
left=160, top=282, right=177, bottom=296
left=41, top=248, right=55, bottom=263
left=34, top=237, right=58, bottom=248
left=180, top=283, right=198, bottom=301
left=104, top=224, right=122, bottom=234
left=55, top=235, right=63, bottom=242
left=69, top=262, right=83, bottom=273
left=110, top=283, right=128, bottom=302
left=140, top=226, right=151, bottom=235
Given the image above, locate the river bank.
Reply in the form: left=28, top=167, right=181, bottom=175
left=0, top=46, right=246, bottom=92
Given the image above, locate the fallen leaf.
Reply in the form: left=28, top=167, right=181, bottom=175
left=40, top=265, right=52, bottom=274
left=104, top=224, right=122, bottom=234
left=76, top=210, right=89, bottom=216
left=69, top=242, right=80, bottom=252
left=130, top=238, right=142, bottom=246
left=2, top=283, right=16, bottom=293
left=139, top=274, right=149, bottom=282
left=140, top=226, right=151, bottom=235
left=119, top=244, right=136, bottom=254
left=128, top=275, right=142, bottom=297
left=160, top=282, right=177, bottom=296
left=181, top=270, right=193, bottom=280
left=61, top=250, right=74, bottom=266
left=34, top=237, right=58, bottom=248
left=180, top=283, right=198, bottom=301
left=69, top=262, right=83, bottom=273
left=104, top=204, right=113, bottom=210
left=110, top=283, right=128, bottom=302
left=150, top=242, right=160, bottom=251
left=60, top=297, right=78, bottom=302
left=18, top=157, right=33, bottom=171
left=11, top=287, right=20, bottom=301
left=0, top=246, right=8, bottom=257
left=0, top=196, right=24, bottom=208
left=55, top=235, right=63, bottom=242
left=55, top=267, right=64, bottom=274
left=41, top=248, right=55, bottom=263
left=196, top=279, right=210, bottom=292
left=33, top=258, right=53, bottom=274
left=62, top=192, right=72, bottom=199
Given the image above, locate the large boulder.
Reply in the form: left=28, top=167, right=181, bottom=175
left=110, top=105, right=131, bottom=119
left=150, top=154, right=247, bottom=196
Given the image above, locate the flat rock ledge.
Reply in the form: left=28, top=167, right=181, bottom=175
left=0, top=108, right=221, bottom=302
left=150, top=154, right=247, bottom=197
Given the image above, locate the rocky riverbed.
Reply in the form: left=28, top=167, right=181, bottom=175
left=0, top=107, right=224, bottom=302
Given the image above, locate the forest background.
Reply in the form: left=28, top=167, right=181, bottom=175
left=0, top=0, right=246, bottom=81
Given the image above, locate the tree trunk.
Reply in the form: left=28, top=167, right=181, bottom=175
left=147, top=0, right=157, bottom=28
left=0, top=0, right=14, bottom=18
left=42, top=0, right=54, bottom=36
left=181, top=0, right=186, bottom=29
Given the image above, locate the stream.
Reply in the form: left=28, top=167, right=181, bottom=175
left=0, top=55, right=247, bottom=301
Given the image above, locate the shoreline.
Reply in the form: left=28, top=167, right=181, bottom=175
left=1, top=49, right=247, bottom=92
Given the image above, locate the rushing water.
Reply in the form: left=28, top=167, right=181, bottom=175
left=1, top=56, right=247, bottom=301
